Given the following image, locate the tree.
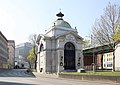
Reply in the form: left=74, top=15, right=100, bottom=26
left=112, top=25, right=120, bottom=42
left=83, top=39, right=90, bottom=48
left=27, top=48, right=36, bottom=69
left=28, top=34, right=37, bottom=69
left=92, top=3, right=120, bottom=71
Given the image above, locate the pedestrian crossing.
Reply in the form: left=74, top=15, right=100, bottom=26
left=0, top=69, right=34, bottom=77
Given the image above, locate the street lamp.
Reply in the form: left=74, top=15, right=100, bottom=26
left=91, top=35, right=95, bottom=72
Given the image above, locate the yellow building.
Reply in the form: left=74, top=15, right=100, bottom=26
left=103, top=52, right=113, bottom=69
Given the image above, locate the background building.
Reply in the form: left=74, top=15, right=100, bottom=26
left=103, top=52, right=113, bottom=69
left=8, top=40, right=15, bottom=68
left=0, top=31, right=8, bottom=68
left=115, top=43, right=120, bottom=71
left=15, top=42, right=33, bottom=68
left=83, top=44, right=113, bottom=71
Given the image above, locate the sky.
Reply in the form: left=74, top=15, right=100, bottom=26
left=0, top=0, right=120, bottom=45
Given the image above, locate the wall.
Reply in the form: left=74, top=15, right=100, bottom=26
left=115, top=43, right=120, bottom=71
left=59, top=74, right=120, bottom=83
left=97, top=54, right=102, bottom=69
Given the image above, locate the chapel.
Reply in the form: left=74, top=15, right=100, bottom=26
left=36, top=12, right=83, bottom=73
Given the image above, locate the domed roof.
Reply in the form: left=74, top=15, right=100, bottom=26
left=54, top=19, right=71, bottom=28
left=52, top=12, right=71, bottom=28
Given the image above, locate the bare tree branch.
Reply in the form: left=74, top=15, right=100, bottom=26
left=91, top=3, right=120, bottom=71
left=92, top=3, right=120, bottom=47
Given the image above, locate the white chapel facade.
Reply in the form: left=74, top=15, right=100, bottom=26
left=36, top=12, right=83, bottom=73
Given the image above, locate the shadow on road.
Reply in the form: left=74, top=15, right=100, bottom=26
left=0, top=81, right=33, bottom=85
left=0, top=69, right=35, bottom=77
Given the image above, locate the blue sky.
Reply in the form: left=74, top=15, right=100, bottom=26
left=0, top=0, right=120, bottom=45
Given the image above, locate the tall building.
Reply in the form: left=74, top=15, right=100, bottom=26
left=0, top=31, right=8, bottom=68
left=8, top=40, right=15, bottom=68
left=15, top=42, right=33, bottom=67
left=36, top=12, right=83, bottom=73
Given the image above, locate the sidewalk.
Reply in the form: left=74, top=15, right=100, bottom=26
left=0, top=68, right=11, bottom=72
left=32, top=72, right=59, bottom=78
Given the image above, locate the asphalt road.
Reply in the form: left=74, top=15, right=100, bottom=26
left=0, top=69, right=33, bottom=77
left=0, top=69, right=118, bottom=85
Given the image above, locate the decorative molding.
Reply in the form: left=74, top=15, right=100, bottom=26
left=58, top=38, right=65, bottom=42
left=65, top=34, right=75, bottom=41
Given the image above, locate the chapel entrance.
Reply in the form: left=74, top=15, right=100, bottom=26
left=64, top=42, right=75, bottom=70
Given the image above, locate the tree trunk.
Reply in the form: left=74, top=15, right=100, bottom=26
left=28, top=61, right=31, bottom=69
left=101, top=54, right=103, bottom=71
left=112, top=50, right=115, bottom=72
left=34, top=55, right=37, bottom=69
left=112, top=47, right=115, bottom=72
left=33, top=45, right=37, bottom=69
left=112, top=43, right=115, bottom=72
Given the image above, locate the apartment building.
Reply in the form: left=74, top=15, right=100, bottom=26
left=8, top=40, right=15, bottom=68
left=15, top=42, right=33, bottom=68
left=103, top=52, right=113, bottom=69
left=0, top=31, right=8, bottom=68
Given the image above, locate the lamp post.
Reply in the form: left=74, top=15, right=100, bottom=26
left=91, top=35, right=95, bottom=72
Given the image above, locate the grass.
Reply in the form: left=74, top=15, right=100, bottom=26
left=30, top=69, right=37, bottom=72
left=63, top=71, right=120, bottom=76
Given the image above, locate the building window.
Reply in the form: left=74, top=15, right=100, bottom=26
left=107, top=63, right=112, bottom=67
left=65, top=42, right=75, bottom=50
left=40, top=44, right=44, bottom=51
left=104, top=64, right=106, bottom=67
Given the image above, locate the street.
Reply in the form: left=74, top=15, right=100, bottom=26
left=0, top=69, right=118, bottom=85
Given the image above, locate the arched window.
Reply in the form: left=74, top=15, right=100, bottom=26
left=64, top=42, right=75, bottom=50
left=40, top=44, right=44, bottom=51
